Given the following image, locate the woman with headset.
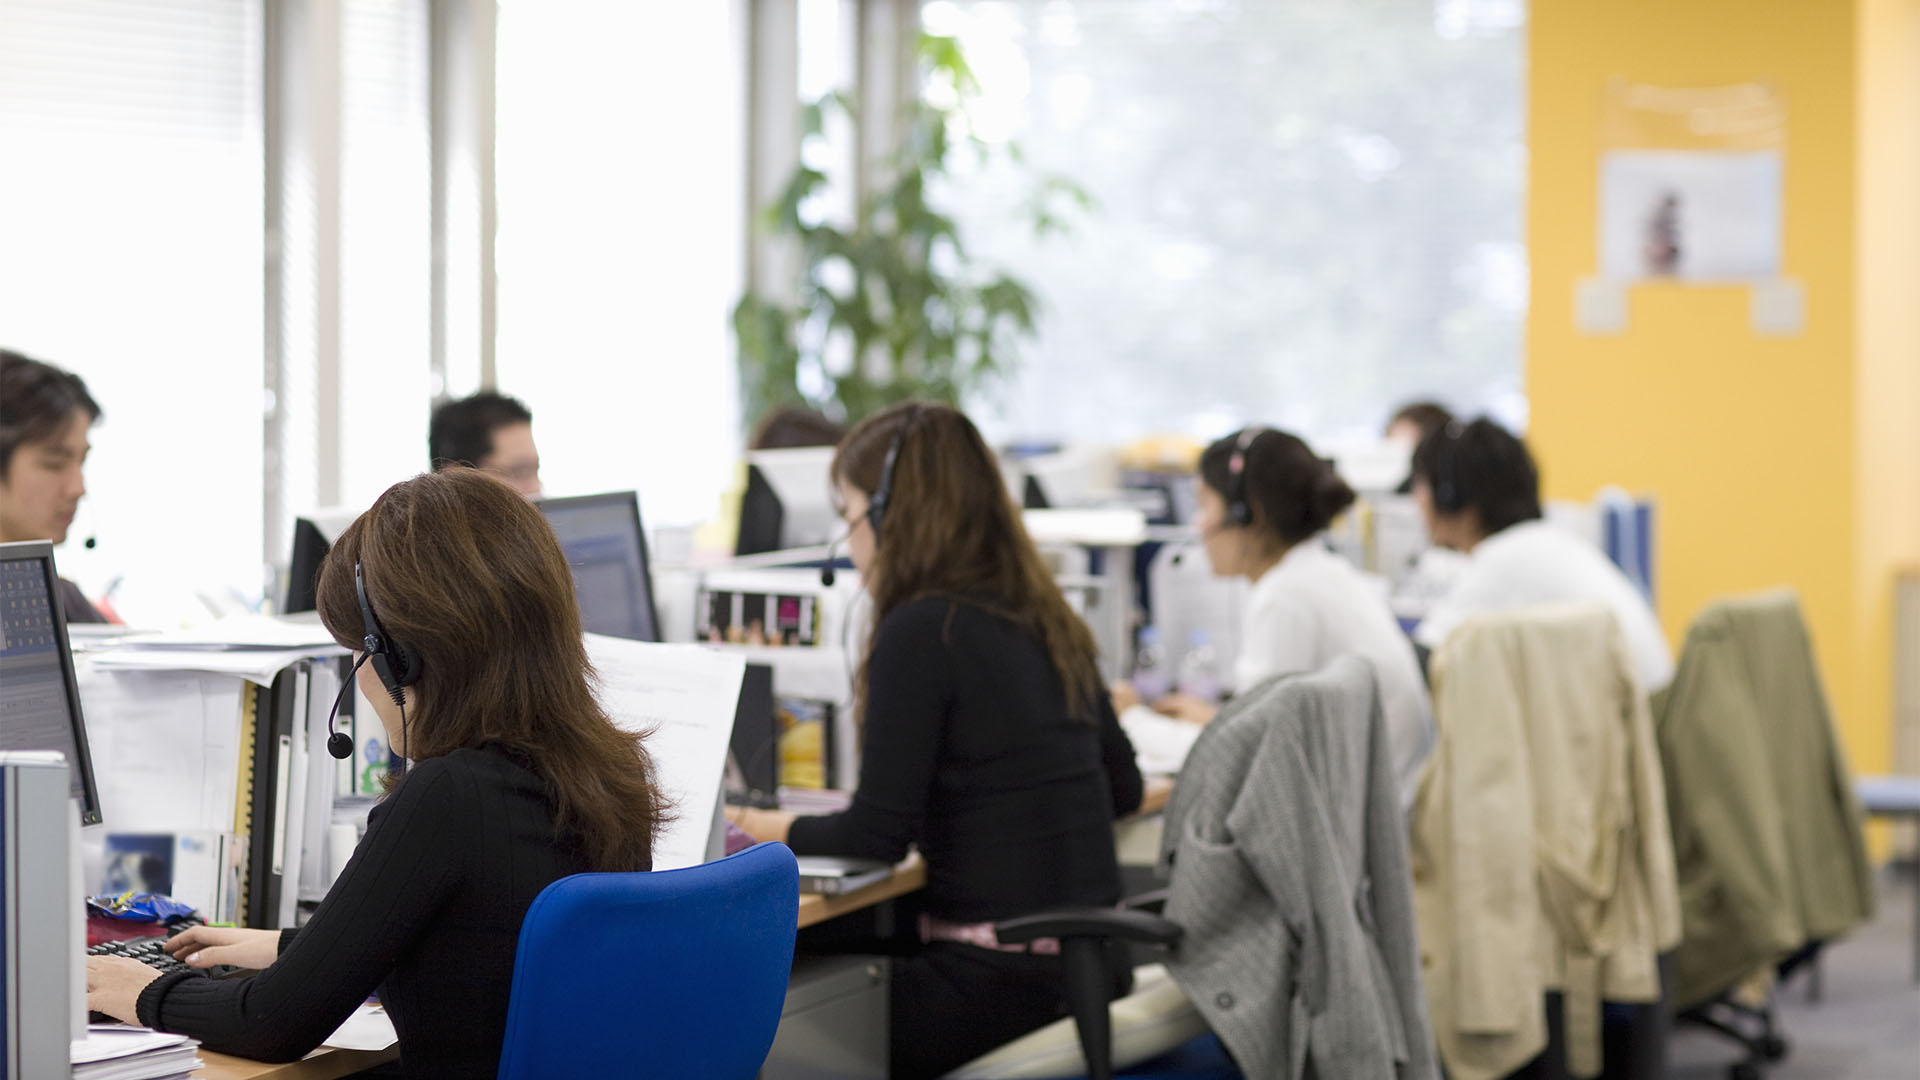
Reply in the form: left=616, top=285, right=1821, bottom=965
left=1116, top=427, right=1433, bottom=804
left=729, top=402, right=1144, bottom=1079
left=85, top=468, right=669, bottom=1077
left=1408, top=417, right=1673, bottom=692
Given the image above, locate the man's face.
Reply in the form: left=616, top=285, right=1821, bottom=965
left=0, top=409, right=91, bottom=544
left=480, top=422, right=542, bottom=497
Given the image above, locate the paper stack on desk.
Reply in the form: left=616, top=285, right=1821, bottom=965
left=88, top=614, right=347, bottom=685
left=71, top=1025, right=201, bottom=1080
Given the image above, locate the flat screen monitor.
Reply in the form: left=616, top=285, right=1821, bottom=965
left=0, top=541, right=103, bottom=825
left=724, top=663, right=777, bottom=808
left=282, top=508, right=358, bottom=615
left=536, top=491, right=662, bottom=643
left=743, top=447, right=838, bottom=552
left=735, top=465, right=785, bottom=557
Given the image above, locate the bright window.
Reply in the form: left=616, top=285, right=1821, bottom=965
left=0, top=0, right=265, bottom=620
left=920, top=0, right=1528, bottom=447
left=494, top=0, right=747, bottom=531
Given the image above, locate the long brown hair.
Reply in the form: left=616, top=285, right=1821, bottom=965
left=833, top=402, right=1102, bottom=722
left=315, top=468, right=668, bottom=871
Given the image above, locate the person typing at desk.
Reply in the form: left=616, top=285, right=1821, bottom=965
left=1113, top=427, right=1433, bottom=804
left=729, top=402, right=1144, bottom=1080
left=84, top=468, right=669, bottom=1078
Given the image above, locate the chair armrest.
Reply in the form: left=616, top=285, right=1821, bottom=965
left=995, top=906, right=1182, bottom=949
left=1122, top=888, right=1169, bottom=914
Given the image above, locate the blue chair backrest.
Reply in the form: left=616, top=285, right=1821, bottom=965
left=497, top=842, right=799, bottom=1079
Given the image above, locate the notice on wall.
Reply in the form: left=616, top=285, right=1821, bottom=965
left=1595, top=80, right=1786, bottom=285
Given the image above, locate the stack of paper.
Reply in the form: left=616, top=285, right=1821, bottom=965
left=89, top=614, right=347, bottom=684
left=71, top=1026, right=201, bottom=1080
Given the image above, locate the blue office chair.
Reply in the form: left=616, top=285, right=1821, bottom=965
left=496, top=842, right=799, bottom=1080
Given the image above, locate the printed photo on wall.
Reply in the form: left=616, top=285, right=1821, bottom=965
left=1598, top=150, right=1783, bottom=282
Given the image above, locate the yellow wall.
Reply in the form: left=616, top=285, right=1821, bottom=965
left=1855, top=0, right=1920, bottom=777
left=1528, top=0, right=1919, bottom=784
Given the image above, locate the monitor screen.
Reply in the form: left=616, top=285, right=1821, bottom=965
left=0, top=541, right=103, bottom=825
left=282, top=508, right=360, bottom=615
left=283, top=517, right=331, bottom=614
left=745, top=447, right=838, bottom=550
left=536, top=492, right=661, bottom=643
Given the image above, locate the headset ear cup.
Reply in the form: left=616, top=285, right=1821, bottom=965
left=380, top=643, right=421, bottom=690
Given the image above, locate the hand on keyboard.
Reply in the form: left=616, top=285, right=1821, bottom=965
left=88, top=932, right=247, bottom=979
left=162, top=924, right=280, bottom=972
left=86, top=930, right=252, bottom=1025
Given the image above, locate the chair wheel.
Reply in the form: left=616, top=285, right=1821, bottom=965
left=1728, top=1062, right=1763, bottom=1080
left=1761, top=1034, right=1789, bottom=1061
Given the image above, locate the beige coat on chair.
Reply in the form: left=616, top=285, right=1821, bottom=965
left=1411, top=604, right=1682, bottom=1080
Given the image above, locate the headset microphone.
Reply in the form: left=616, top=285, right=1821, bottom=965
left=820, top=531, right=846, bottom=588
left=84, top=536, right=97, bottom=550
left=323, top=653, right=372, bottom=760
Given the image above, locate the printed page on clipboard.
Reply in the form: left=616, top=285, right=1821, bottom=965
left=583, top=634, right=745, bottom=871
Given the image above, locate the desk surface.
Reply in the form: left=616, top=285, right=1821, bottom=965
left=195, top=1047, right=398, bottom=1080
left=796, top=852, right=926, bottom=928
left=1138, top=774, right=1173, bottom=817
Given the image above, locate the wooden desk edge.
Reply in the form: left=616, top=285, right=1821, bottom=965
left=796, top=853, right=927, bottom=929
left=196, top=1045, right=399, bottom=1080
left=1134, top=775, right=1174, bottom=818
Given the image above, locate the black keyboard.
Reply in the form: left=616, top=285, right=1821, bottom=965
left=88, top=935, right=200, bottom=976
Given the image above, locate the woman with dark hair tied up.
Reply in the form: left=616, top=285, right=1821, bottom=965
left=85, top=468, right=670, bottom=1078
left=1116, top=427, right=1433, bottom=805
left=729, top=402, right=1144, bottom=1079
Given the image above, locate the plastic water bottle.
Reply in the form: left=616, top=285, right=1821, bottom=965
left=1177, top=629, right=1220, bottom=703
left=1132, top=626, right=1171, bottom=701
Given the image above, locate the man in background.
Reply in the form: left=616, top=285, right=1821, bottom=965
left=0, top=348, right=110, bottom=621
left=428, top=391, right=542, bottom=496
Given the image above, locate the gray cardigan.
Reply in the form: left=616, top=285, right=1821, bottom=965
left=1159, top=657, right=1440, bottom=1080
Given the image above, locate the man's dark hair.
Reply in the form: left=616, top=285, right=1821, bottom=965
left=749, top=405, right=845, bottom=451
left=1, top=350, right=102, bottom=476
left=428, top=391, right=533, bottom=471
left=1409, top=417, right=1542, bottom=536
left=1387, top=400, right=1455, bottom=441
left=1197, top=427, right=1356, bottom=547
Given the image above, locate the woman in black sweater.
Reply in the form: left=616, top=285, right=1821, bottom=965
left=731, top=402, right=1143, bottom=1079
left=84, top=468, right=669, bottom=1078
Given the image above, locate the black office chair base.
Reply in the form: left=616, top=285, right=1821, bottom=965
left=1677, top=993, right=1791, bottom=1080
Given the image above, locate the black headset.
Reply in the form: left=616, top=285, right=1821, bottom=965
left=355, top=560, right=422, bottom=700
left=319, top=561, right=423, bottom=761
left=820, top=407, right=921, bottom=587
left=1224, top=426, right=1269, bottom=526
left=866, top=405, right=921, bottom=539
left=1428, top=420, right=1467, bottom=514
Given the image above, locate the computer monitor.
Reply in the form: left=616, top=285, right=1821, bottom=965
left=735, top=465, right=785, bottom=557
left=2, top=752, right=77, bottom=1074
left=536, top=491, right=662, bottom=643
left=282, top=508, right=360, bottom=614
left=0, top=541, right=103, bottom=826
left=739, top=447, right=839, bottom=554
left=723, top=663, right=778, bottom=809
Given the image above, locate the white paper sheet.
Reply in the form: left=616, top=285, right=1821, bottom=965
left=89, top=645, right=347, bottom=686
left=116, top=613, right=342, bottom=650
left=76, top=660, right=246, bottom=835
left=321, top=1002, right=398, bottom=1052
left=583, top=634, right=745, bottom=871
left=72, top=1025, right=197, bottom=1063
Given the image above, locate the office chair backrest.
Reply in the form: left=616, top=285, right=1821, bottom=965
left=496, top=842, right=799, bottom=1080
left=1653, top=589, right=1874, bottom=1009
